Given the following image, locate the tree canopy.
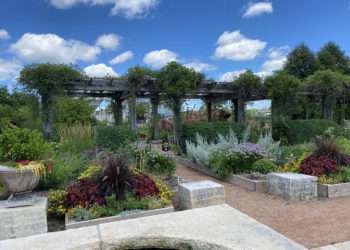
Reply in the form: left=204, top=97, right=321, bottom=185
left=233, top=70, right=262, bottom=99
left=284, top=44, right=318, bottom=79
left=19, top=63, right=82, bottom=95
left=317, top=42, right=350, bottom=74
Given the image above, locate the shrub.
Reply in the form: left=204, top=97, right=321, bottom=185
left=0, top=128, right=49, bottom=161
left=145, top=152, right=176, bottom=177
left=64, top=178, right=105, bottom=209
left=182, top=122, right=246, bottom=146
left=282, top=119, right=340, bottom=145
left=280, top=144, right=313, bottom=164
left=48, top=190, right=66, bottom=218
left=299, top=155, right=339, bottom=176
left=154, top=178, right=175, bottom=206
left=335, top=137, right=350, bottom=155
left=38, top=151, right=88, bottom=190
left=98, top=156, right=131, bottom=201
left=251, top=159, right=277, bottom=174
left=96, top=124, right=137, bottom=151
left=131, top=174, right=159, bottom=199
left=209, top=147, right=263, bottom=178
left=277, top=154, right=307, bottom=173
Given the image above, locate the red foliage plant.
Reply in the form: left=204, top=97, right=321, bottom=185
left=131, top=174, right=159, bottom=199
left=299, top=155, right=339, bottom=177
left=64, top=178, right=105, bottom=209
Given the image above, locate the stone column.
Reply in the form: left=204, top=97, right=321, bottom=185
left=150, top=96, right=160, bottom=140
left=41, top=92, right=54, bottom=140
left=206, top=101, right=212, bottom=122
left=128, top=97, right=137, bottom=131
left=237, top=98, right=246, bottom=123
left=322, top=96, right=333, bottom=120
left=232, top=99, right=238, bottom=122
left=111, top=96, right=123, bottom=125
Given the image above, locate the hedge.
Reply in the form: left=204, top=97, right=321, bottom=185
left=96, top=124, right=137, bottom=151
left=283, top=119, right=341, bottom=145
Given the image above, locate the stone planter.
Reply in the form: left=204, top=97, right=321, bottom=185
left=65, top=206, right=175, bottom=230
left=318, top=182, right=350, bottom=198
left=227, top=174, right=268, bottom=193
left=0, top=165, right=40, bottom=195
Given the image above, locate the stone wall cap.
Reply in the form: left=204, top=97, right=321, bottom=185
left=180, top=180, right=223, bottom=190
left=268, top=172, right=318, bottom=181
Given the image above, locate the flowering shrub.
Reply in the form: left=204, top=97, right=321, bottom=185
left=131, top=174, right=159, bottom=199
left=64, top=178, right=105, bottom=209
left=154, top=178, right=175, bottom=205
left=299, top=155, right=338, bottom=176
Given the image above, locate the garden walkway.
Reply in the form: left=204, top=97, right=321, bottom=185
left=155, top=147, right=350, bottom=249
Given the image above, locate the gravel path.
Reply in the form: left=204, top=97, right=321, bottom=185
left=175, top=163, right=350, bottom=249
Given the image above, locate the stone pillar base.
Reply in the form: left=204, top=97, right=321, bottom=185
left=178, top=180, right=225, bottom=209
left=0, top=196, right=47, bottom=240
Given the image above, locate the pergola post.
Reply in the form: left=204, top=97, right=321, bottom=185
left=41, top=92, right=54, bottom=140
left=232, top=99, right=238, bottom=122
left=322, top=96, right=333, bottom=120
left=128, top=97, right=137, bottom=131
left=111, top=95, right=123, bottom=125
left=235, top=98, right=245, bottom=123
left=206, top=100, right=212, bottom=122
left=150, top=95, right=160, bottom=140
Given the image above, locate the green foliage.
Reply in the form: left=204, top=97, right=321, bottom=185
left=39, top=151, right=88, bottom=189
left=57, top=124, right=96, bottom=154
left=317, top=42, right=350, bottom=74
left=0, top=128, right=49, bottom=161
left=284, top=43, right=318, bottom=79
left=19, top=64, right=81, bottom=95
left=305, top=70, right=346, bottom=96
left=209, top=149, right=262, bottom=178
left=96, top=124, right=137, bottom=151
left=54, top=97, right=95, bottom=125
left=182, top=122, right=246, bottom=146
left=127, top=66, right=157, bottom=94
left=144, top=152, right=176, bottom=177
left=335, top=137, right=350, bottom=155
left=0, top=87, right=40, bottom=131
left=281, top=143, right=313, bottom=164
left=48, top=190, right=67, bottom=218
left=78, top=164, right=102, bottom=180
left=283, top=119, right=340, bottom=145
left=233, top=70, right=262, bottom=98
left=251, top=159, right=277, bottom=174
left=159, top=62, right=203, bottom=104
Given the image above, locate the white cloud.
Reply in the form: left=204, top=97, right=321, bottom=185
left=243, top=2, right=273, bottom=18
left=49, top=0, right=158, bottom=18
left=143, top=49, right=178, bottom=69
left=219, top=70, right=246, bottom=82
left=0, top=59, right=21, bottom=81
left=184, top=61, right=216, bottom=73
left=84, top=63, right=118, bottom=77
left=109, top=50, right=134, bottom=64
left=258, top=46, right=289, bottom=77
left=10, top=33, right=101, bottom=64
left=0, top=29, right=10, bottom=40
left=96, top=33, right=120, bottom=50
left=214, top=30, right=267, bottom=61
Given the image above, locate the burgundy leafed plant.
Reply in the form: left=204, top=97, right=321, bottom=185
left=98, top=155, right=132, bottom=201
left=131, top=174, right=159, bottom=199
left=64, top=178, right=105, bottom=209
left=299, top=155, right=338, bottom=177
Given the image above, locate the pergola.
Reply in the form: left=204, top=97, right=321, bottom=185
left=62, top=77, right=268, bottom=139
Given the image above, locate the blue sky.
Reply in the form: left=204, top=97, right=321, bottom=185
left=1, top=0, right=350, bottom=102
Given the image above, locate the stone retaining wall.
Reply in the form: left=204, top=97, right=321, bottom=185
left=318, top=182, right=350, bottom=198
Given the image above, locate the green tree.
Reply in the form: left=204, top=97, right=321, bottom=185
left=305, top=70, right=346, bottom=120
left=232, top=70, right=262, bottom=122
left=159, top=62, right=203, bottom=146
left=317, top=42, right=350, bottom=74
left=19, top=64, right=82, bottom=139
left=0, top=86, right=40, bottom=131
left=53, top=97, right=95, bottom=125
left=284, top=44, right=318, bottom=79
left=265, top=72, right=302, bottom=140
